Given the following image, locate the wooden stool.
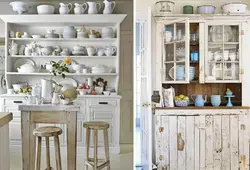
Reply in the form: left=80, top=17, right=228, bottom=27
left=83, top=121, right=110, bottom=170
left=33, top=126, right=63, bottom=170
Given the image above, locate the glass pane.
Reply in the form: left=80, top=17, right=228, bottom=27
left=209, top=25, right=223, bottom=43
left=224, top=63, right=239, bottom=80
left=164, top=63, right=174, bottom=81
left=164, top=24, right=174, bottom=43
left=176, top=23, right=185, bottom=41
left=225, top=25, right=239, bottom=42
left=164, top=43, right=174, bottom=62
left=176, top=42, right=185, bottom=62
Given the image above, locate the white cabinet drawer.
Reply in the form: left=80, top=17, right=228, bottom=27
left=89, top=99, right=117, bottom=107
left=5, top=99, right=25, bottom=105
left=89, top=107, right=115, bottom=120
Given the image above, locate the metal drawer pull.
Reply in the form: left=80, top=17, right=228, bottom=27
left=13, top=101, right=23, bottom=103
left=99, top=102, right=108, bottom=105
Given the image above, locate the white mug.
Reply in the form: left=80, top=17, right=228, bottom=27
left=7, top=89, right=14, bottom=95
left=82, top=68, right=88, bottom=74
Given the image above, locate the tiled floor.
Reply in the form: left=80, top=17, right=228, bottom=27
left=10, top=144, right=133, bottom=170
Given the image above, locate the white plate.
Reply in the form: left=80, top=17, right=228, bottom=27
left=57, top=77, right=78, bottom=88
left=169, top=66, right=174, bottom=80
left=14, top=59, right=36, bottom=71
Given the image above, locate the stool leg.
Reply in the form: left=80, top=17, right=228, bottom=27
left=103, top=129, right=110, bottom=170
left=36, top=136, right=42, bottom=170
left=85, top=128, right=90, bottom=170
left=94, top=129, right=98, bottom=170
left=45, top=137, right=51, bottom=170
left=54, top=135, right=62, bottom=170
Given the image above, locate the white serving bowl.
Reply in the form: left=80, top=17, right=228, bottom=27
left=77, top=89, right=88, bottom=96
left=10, top=1, right=31, bottom=14
left=102, top=27, right=114, bottom=34
left=103, top=91, right=110, bottom=96
left=37, top=5, right=55, bottom=14
left=32, top=35, right=42, bottom=39
left=12, top=83, right=27, bottom=92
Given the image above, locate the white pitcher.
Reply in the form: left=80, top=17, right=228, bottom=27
left=59, top=3, right=73, bottom=14
left=87, top=2, right=101, bottom=14
left=41, top=79, right=55, bottom=103
left=74, top=3, right=88, bottom=14
left=105, top=45, right=116, bottom=56
left=103, top=0, right=116, bottom=14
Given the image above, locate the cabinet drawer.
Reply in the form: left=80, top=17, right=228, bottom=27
left=89, top=99, right=117, bottom=106
left=93, top=112, right=113, bottom=120
left=5, top=99, right=25, bottom=105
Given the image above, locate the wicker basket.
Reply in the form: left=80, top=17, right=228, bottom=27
left=175, top=100, right=189, bottom=107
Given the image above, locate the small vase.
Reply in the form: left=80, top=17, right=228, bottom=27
left=52, top=92, right=60, bottom=104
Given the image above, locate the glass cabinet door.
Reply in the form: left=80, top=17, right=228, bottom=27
left=205, top=23, right=241, bottom=83
left=162, top=18, right=190, bottom=83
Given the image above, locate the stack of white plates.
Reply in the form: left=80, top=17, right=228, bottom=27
left=91, top=65, right=107, bottom=73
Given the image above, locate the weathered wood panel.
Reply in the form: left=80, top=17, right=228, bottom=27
left=155, top=113, right=250, bottom=170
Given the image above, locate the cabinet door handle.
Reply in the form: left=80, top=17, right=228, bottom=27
left=13, top=101, right=23, bottom=103
left=99, top=102, right=108, bottom=105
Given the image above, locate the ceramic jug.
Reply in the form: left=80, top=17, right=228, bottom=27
left=59, top=3, right=73, bottom=14
left=41, top=79, right=55, bottom=103
left=86, top=46, right=97, bottom=56
left=87, top=2, right=101, bottom=14
left=74, top=3, right=88, bottom=14
left=103, top=0, right=116, bottom=14
left=105, top=45, right=116, bottom=56
left=9, top=41, right=19, bottom=55
left=191, top=94, right=207, bottom=107
left=97, top=48, right=105, bottom=56
left=87, top=77, right=93, bottom=86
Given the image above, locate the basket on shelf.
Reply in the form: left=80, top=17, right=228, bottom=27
left=174, top=99, right=189, bottom=107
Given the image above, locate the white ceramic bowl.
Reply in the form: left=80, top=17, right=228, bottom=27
left=12, top=83, right=27, bottom=92
left=103, top=91, right=110, bottom=96
left=37, top=5, right=55, bottom=14
left=102, top=27, right=114, bottom=34
left=45, top=64, right=53, bottom=71
left=10, top=1, right=31, bottom=14
left=73, top=45, right=84, bottom=51
left=32, top=35, right=42, bottom=39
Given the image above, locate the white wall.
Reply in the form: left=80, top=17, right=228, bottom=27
left=0, top=0, right=133, bottom=144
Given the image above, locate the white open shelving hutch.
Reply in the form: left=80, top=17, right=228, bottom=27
left=0, top=14, right=126, bottom=154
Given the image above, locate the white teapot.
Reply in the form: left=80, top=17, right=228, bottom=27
left=103, top=0, right=116, bottom=14
left=86, top=46, right=97, bottom=56
left=104, top=45, right=116, bottom=56
left=87, top=2, right=101, bottom=14
left=59, top=3, right=73, bottom=14
left=74, top=3, right=88, bottom=14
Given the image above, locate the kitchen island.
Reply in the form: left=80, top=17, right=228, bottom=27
left=18, top=104, right=79, bottom=170
left=154, top=106, right=250, bottom=170
left=0, top=112, right=13, bottom=170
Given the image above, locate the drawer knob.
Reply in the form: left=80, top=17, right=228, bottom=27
left=13, top=101, right=23, bottom=103
left=99, top=102, right=108, bottom=105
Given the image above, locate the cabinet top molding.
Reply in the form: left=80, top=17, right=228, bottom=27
left=153, top=13, right=250, bottom=21
left=0, top=14, right=127, bottom=24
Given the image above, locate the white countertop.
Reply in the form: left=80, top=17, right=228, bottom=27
left=18, top=104, right=80, bottom=112
left=0, top=94, right=122, bottom=99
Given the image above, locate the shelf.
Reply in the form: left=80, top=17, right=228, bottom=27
left=164, top=60, right=185, bottom=64
left=8, top=38, right=117, bottom=41
left=6, top=72, right=118, bottom=76
left=10, top=55, right=117, bottom=58
left=164, top=40, right=185, bottom=45
left=208, top=61, right=239, bottom=63
left=190, top=80, right=199, bottom=83
left=190, top=61, right=199, bottom=64
left=208, top=42, right=239, bottom=45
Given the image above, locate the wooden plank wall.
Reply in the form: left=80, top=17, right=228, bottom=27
left=155, top=115, right=249, bottom=170
left=155, top=114, right=250, bottom=170
left=162, top=84, right=242, bottom=105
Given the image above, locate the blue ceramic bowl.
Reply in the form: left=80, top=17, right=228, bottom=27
left=211, top=101, right=221, bottom=107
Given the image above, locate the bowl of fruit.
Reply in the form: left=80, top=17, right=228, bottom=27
left=174, top=94, right=189, bottom=107
left=226, top=88, right=233, bottom=96
left=77, top=83, right=91, bottom=96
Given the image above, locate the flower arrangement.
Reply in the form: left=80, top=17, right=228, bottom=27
left=50, top=57, right=72, bottom=78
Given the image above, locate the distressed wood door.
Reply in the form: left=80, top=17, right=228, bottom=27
left=155, top=114, right=250, bottom=170
left=140, top=7, right=153, bottom=170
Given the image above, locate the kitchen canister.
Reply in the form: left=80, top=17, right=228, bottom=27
left=183, top=5, right=193, bottom=14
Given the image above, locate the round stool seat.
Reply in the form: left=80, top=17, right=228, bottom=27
left=33, top=126, right=62, bottom=137
left=83, top=121, right=109, bottom=130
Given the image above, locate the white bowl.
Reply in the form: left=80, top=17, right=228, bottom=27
left=37, top=5, right=55, bottom=14
left=102, top=27, right=114, bottom=34
left=32, top=35, right=42, bottom=39
left=10, top=1, right=31, bottom=14
left=103, top=91, right=110, bottom=96
left=77, top=89, right=88, bottom=96
left=12, top=83, right=27, bottom=92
